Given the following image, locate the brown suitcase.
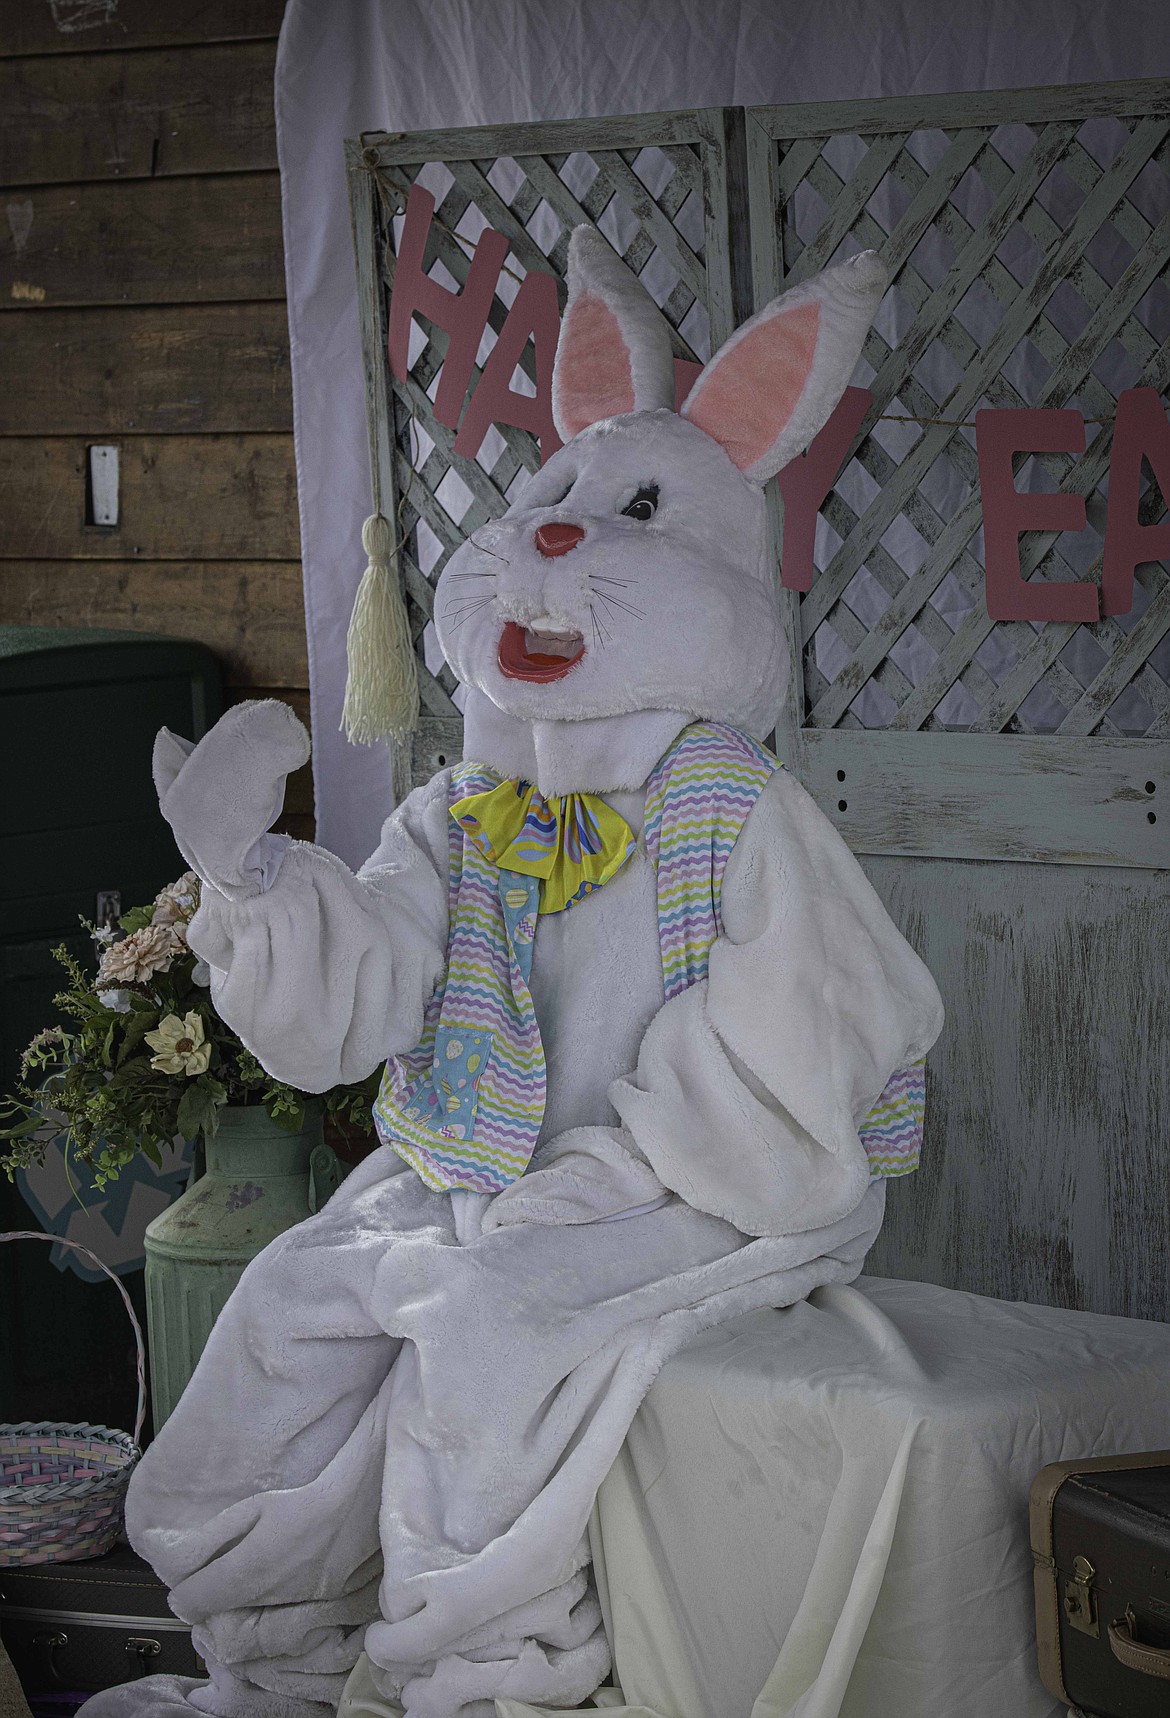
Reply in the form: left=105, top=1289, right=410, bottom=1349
left=1030, top=1450, right=1170, bottom=1716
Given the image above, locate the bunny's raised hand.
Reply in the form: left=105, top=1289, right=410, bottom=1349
left=153, top=699, right=310, bottom=900
left=149, top=697, right=450, bottom=1094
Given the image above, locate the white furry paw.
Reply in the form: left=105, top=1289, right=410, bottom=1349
left=153, top=700, right=309, bottom=900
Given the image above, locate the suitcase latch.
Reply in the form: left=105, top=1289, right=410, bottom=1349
left=124, top=1637, right=163, bottom=1677
left=1064, top=1555, right=1099, bottom=1638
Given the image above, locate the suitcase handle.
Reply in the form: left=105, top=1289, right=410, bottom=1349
left=31, top=1629, right=68, bottom=1686
left=0, top=1230, right=146, bottom=1446
left=1109, top=1609, right=1170, bottom=1680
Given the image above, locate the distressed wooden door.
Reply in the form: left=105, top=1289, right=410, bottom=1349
left=745, top=82, right=1170, bottom=1316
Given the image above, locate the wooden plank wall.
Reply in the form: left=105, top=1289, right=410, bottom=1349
left=0, top=0, right=314, bottom=839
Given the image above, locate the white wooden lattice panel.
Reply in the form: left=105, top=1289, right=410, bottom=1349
left=747, top=82, right=1169, bottom=867
left=347, top=89, right=1167, bottom=864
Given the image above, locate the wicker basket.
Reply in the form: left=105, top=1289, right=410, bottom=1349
left=0, top=1231, right=146, bottom=1566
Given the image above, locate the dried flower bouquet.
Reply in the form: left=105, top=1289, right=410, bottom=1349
left=0, top=873, right=379, bottom=1188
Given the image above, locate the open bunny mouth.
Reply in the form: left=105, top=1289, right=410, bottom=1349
left=498, top=620, right=586, bottom=682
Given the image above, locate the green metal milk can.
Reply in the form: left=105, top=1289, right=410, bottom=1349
left=143, top=1104, right=342, bottom=1428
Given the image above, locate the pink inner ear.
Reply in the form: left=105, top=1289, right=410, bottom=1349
left=685, top=301, right=821, bottom=471
left=555, top=291, right=635, bottom=436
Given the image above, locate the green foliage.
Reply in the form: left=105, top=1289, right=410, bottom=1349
left=117, top=905, right=155, bottom=934
left=176, top=1075, right=228, bottom=1142
left=0, top=875, right=378, bottom=1190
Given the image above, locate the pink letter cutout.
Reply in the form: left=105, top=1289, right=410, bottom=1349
left=775, top=387, right=872, bottom=592
left=453, top=269, right=563, bottom=464
left=673, top=358, right=703, bottom=411
left=1102, top=387, right=1170, bottom=618
left=387, top=184, right=509, bottom=431
left=976, top=408, right=1095, bottom=623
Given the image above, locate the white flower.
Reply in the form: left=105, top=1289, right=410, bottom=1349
left=96, top=987, right=131, bottom=1014
left=145, top=1012, right=211, bottom=1077
left=21, top=1026, right=65, bottom=1071
left=25, top=1025, right=64, bottom=1054
left=98, top=924, right=180, bottom=987
left=152, top=872, right=201, bottom=926
left=190, top=959, right=211, bottom=988
left=91, top=924, right=116, bottom=948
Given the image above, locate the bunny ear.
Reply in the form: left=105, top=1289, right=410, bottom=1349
left=681, top=251, right=888, bottom=484
left=551, top=227, right=676, bottom=439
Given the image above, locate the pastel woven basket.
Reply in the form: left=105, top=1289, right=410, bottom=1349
left=0, top=1231, right=146, bottom=1566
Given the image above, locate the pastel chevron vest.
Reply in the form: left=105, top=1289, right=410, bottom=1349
left=373, top=722, right=925, bottom=1195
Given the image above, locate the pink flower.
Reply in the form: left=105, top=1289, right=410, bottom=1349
left=98, top=924, right=180, bottom=987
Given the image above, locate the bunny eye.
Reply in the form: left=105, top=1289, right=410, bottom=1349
left=621, top=485, right=659, bottom=522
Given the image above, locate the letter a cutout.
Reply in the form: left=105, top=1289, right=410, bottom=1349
left=1102, top=388, right=1170, bottom=618
left=454, top=271, right=563, bottom=464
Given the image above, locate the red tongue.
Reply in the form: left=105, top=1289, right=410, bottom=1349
left=497, top=620, right=585, bottom=683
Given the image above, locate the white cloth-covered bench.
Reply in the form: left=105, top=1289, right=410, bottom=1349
left=339, top=1274, right=1170, bottom=1718
left=545, top=1275, right=1170, bottom=1718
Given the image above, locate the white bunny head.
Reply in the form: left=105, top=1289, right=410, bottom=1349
left=435, top=228, right=887, bottom=742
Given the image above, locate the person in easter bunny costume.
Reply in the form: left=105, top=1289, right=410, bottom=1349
left=82, top=231, right=942, bottom=1718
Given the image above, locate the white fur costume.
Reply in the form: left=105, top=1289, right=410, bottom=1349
left=80, top=234, right=942, bottom=1718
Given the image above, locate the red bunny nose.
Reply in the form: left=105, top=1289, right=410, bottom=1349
left=534, top=522, right=585, bottom=558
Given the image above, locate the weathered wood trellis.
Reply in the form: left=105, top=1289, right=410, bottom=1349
left=347, top=81, right=1169, bottom=1319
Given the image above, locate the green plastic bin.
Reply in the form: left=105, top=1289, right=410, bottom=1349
left=1, top=626, right=222, bottom=1433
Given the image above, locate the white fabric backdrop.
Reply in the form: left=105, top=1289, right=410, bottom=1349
left=274, top=0, right=1169, bottom=867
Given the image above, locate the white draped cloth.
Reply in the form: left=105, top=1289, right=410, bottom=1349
left=489, top=1275, right=1170, bottom=1718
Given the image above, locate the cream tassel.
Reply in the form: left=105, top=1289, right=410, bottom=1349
left=341, top=512, right=419, bottom=746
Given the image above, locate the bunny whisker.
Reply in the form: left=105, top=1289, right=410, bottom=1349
left=442, top=597, right=495, bottom=630
left=595, top=591, right=646, bottom=621
left=589, top=603, right=610, bottom=648
left=444, top=604, right=494, bottom=623
left=467, top=537, right=510, bottom=565
left=442, top=595, right=495, bottom=616
left=589, top=575, right=638, bottom=589
left=447, top=571, right=497, bottom=581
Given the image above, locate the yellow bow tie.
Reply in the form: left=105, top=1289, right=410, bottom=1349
left=450, top=778, right=636, bottom=915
